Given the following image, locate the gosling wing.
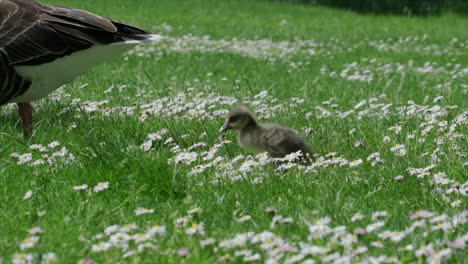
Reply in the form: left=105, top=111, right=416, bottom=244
left=263, top=126, right=312, bottom=158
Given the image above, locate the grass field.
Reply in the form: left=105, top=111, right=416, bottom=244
left=1, top=0, right=467, bottom=263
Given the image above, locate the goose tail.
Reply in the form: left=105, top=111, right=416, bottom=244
left=110, top=20, right=164, bottom=45
left=115, top=34, right=164, bottom=45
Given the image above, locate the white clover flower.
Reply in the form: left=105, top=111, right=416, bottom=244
left=73, top=184, right=88, bottom=191
left=134, top=207, right=155, bottom=216
left=139, top=140, right=153, bottom=151
left=371, top=240, right=384, bottom=248
left=219, top=233, right=253, bottom=248
left=123, top=250, right=137, bottom=258
left=164, top=137, right=174, bottom=145
left=378, top=231, right=407, bottom=243
left=132, top=232, right=151, bottom=243
left=31, top=159, right=46, bottom=166
left=23, top=190, right=33, bottom=200
left=170, top=145, right=180, bottom=153
left=433, top=96, right=444, bottom=103
left=20, top=236, right=40, bottom=249
left=431, top=221, right=452, bottom=231
left=388, top=125, right=402, bottom=134
left=244, top=253, right=261, bottom=262
left=394, top=175, right=404, bottom=181
left=234, top=249, right=253, bottom=257
left=104, top=225, right=120, bottom=235
left=349, top=159, right=363, bottom=167
left=188, top=142, right=207, bottom=150
left=403, top=244, right=414, bottom=251
left=239, top=159, right=259, bottom=173
left=251, top=231, right=276, bottom=244
left=18, top=153, right=33, bottom=164
left=37, top=211, right=46, bottom=217
left=201, top=238, right=216, bottom=247
left=120, top=224, right=138, bottom=232
left=450, top=200, right=461, bottom=207
left=187, top=207, right=203, bottom=215
left=174, top=216, right=190, bottom=227
left=48, top=141, right=60, bottom=149
left=147, top=129, right=168, bottom=141
left=422, top=125, right=434, bottom=136
left=390, top=144, right=407, bottom=156
left=278, top=161, right=296, bottom=170
left=299, top=243, right=329, bottom=255
left=308, top=217, right=332, bottom=238
left=30, top=144, right=47, bottom=152
left=410, top=210, right=435, bottom=219
left=354, top=140, right=364, bottom=147
left=109, top=232, right=131, bottom=245
left=93, top=182, right=109, bottom=192
left=427, top=248, right=452, bottom=264
left=28, top=227, right=44, bottom=235
left=371, top=211, right=388, bottom=220
left=185, top=222, right=205, bottom=236
left=52, top=147, right=68, bottom=157
left=367, top=152, right=385, bottom=166
left=355, top=246, right=368, bottom=254
left=284, top=254, right=305, bottom=264
left=351, top=212, right=365, bottom=222
left=235, top=215, right=252, bottom=223
left=447, top=238, right=465, bottom=249
left=321, top=252, right=341, bottom=262
left=12, top=253, right=34, bottom=264
left=383, top=136, right=391, bottom=143
left=283, top=150, right=303, bottom=162
left=148, top=225, right=166, bottom=236
left=415, top=243, right=434, bottom=257
left=41, top=253, right=58, bottom=264
left=189, top=165, right=207, bottom=175
left=174, top=151, right=198, bottom=164
left=270, top=215, right=294, bottom=229
left=92, top=242, right=112, bottom=252
left=366, top=221, right=385, bottom=233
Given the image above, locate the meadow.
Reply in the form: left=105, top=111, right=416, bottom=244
left=0, top=0, right=467, bottom=263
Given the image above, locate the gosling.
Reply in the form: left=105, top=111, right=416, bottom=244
left=220, top=106, right=313, bottom=160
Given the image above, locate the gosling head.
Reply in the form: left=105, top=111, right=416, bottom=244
left=219, top=105, right=257, bottom=132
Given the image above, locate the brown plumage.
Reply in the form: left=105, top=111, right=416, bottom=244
left=0, top=0, right=161, bottom=136
left=220, top=105, right=313, bottom=159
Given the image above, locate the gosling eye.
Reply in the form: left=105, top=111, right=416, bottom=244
left=229, top=115, right=240, bottom=123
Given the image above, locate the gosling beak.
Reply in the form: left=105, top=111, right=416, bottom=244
left=219, top=123, right=231, bottom=132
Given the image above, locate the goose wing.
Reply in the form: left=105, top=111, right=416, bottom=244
left=1, top=0, right=151, bottom=66
left=0, top=49, right=30, bottom=105
left=0, top=0, right=38, bottom=104
left=0, top=0, right=151, bottom=104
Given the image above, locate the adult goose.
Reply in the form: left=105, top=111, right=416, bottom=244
left=0, top=0, right=162, bottom=136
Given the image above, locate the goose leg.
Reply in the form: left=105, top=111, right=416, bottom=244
left=17, top=102, right=33, bottom=137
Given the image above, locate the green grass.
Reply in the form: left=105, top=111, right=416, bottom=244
left=0, top=0, right=467, bottom=263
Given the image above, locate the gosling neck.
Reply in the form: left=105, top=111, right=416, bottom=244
left=241, top=116, right=259, bottom=131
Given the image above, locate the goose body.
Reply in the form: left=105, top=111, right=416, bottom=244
left=0, top=0, right=162, bottom=135
left=12, top=39, right=157, bottom=102
left=220, top=105, right=313, bottom=159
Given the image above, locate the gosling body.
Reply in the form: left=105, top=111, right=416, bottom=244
left=221, top=106, right=313, bottom=159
